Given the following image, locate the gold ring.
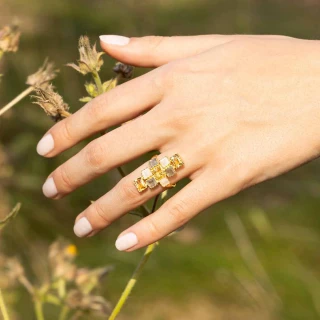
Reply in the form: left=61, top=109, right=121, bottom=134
left=134, top=154, right=184, bottom=193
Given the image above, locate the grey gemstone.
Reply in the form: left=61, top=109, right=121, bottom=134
left=146, top=177, right=158, bottom=188
left=165, top=166, right=176, bottom=177
left=149, top=158, right=159, bottom=168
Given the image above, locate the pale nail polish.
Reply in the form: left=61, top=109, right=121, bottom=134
left=37, top=134, right=54, bottom=156
left=115, top=232, right=138, bottom=251
left=42, top=177, right=58, bottom=198
left=74, top=217, right=93, bottom=237
left=99, top=35, right=130, bottom=46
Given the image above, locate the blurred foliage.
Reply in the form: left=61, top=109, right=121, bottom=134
left=1, top=0, right=320, bottom=319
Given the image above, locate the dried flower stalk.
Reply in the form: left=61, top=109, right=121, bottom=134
left=32, top=85, right=71, bottom=122
left=0, top=59, right=58, bottom=117
left=26, top=59, right=59, bottom=89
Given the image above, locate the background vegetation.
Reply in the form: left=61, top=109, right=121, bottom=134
left=1, top=0, right=320, bottom=319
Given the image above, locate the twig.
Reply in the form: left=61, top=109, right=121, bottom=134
left=58, top=305, right=70, bottom=320
left=0, top=290, right=10, bottom=320
left=34, top=300, right=45, bottom=320
left=0, top=86, right=34, bottom=117
left=18, top=275, right=35, bottom=296
left=108, top=244, right=157, bottom=320
left=108, top=195, right=160, bottom=320
left=0, top=202, right=21, bottom=230
left=92, top=71, right=104, bottom=95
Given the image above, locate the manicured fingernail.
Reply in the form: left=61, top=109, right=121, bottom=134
left=99, top=35, right=130, bottom=46
left=74, top=217, right=93, bottom=237
left=37, top=134, right=54, bottom=156
left=115, top=233, right=138, bottom=251
left=42, top=177, right=58, bottom=198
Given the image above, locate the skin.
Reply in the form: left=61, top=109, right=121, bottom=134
left=39, top=35, right=320, bottom=251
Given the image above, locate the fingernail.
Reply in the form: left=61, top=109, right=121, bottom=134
left=37, top=134, right=54, bottom=156
left=115, top=232, right=138, bottom=251
left=74, top=217, right=93, bottom=237
left=99, top=35, right=130, bottom=46
left=42, top=177, right=58, bottom=198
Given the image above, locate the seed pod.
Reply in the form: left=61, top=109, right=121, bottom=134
left=67, top=36, right=104, bottom=75
left=32, top=85, right=71, bottom=122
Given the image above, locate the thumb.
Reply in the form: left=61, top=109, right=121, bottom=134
left=99, top=34, right=232, bottom=67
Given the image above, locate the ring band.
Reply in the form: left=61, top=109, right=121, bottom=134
left=134, top=154, right=184, bottom=193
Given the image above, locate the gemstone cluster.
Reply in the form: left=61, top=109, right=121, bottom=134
left=133, top=154, right=184, bottom=193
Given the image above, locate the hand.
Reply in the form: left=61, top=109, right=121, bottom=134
left=37, top=34, right=320, bottom=251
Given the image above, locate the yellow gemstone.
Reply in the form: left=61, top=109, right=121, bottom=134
left=150, top=164, right=162, bottom=175
left=134, top=177, right=147, bottom=192
left=154, top=170, right=166, bottom=181
left=170, top=154, right=184, bottom=169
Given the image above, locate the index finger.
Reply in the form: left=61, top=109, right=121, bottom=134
left=36, top=68, right=165, bottom=157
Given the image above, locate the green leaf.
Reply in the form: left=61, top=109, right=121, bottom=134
left=0, top=203, right=21, bottom=230
left=85, top=82, right=98, bottom=97
left=102, top=78, right=117, bottom=92
left=44, top=294, right=61, bottom=306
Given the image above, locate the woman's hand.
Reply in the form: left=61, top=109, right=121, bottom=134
left=36, top=34, right=320, bottom=251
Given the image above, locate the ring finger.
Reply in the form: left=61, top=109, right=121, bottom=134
left=73, top=147, right=200, bottom=238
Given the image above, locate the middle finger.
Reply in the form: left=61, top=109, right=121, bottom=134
left=42, top=108, right=169, bottom=199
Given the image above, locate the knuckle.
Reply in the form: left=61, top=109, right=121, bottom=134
left=161, top=60, right=187, bottom=88
left=144, top=35, right=165, bottom=52
left=61, top=119, right=74, bottom=142
left=146, top=215, right=162, bottom=239
left=150, top=60, right=186, bottom=93
left=138, top=36, right=166, bottom=67
left=149, top=67, right=166, bottom=92
left=84, top=142, right=106, bottom=170
left=57, top=166, right=73, bottom=191
left=167, top=199, right=189, bottom=226
left=116, top=179, right=143, bottom=207
left=221, top=158, right=257, bottom=194
left=86, top=95, right=106, bottom=120
left=91, top=202, right=110, bottom=226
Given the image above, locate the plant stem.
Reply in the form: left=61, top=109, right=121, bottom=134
left=0, top=86, right=34, bottom=117
left=108, top=194, right=160, bottom=320
left=92, top=71, right=103, bottom=95
left=108, top=243, right=157, bottom=320
left=0, top=290, right=10, bottom=320
left=58, top=305, right=70, bottom=320
left=34, top=300, right=45, bottom=320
